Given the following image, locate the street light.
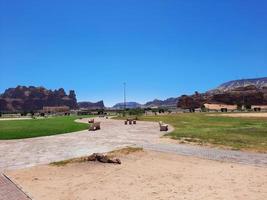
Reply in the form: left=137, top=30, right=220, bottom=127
left=123, top=82, right=126, bottom=111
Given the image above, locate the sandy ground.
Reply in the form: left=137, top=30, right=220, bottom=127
left=7, top=150, right=267, bottom=200
left=208, top=112, right=267, bottom=118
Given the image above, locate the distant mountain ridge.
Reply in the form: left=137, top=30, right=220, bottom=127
left=112, top=98, right=179, bottom=109
left=2, top=77, right=266, bottom=112
left=144, top=97, right=178, bottom=107
left=211, top=77, right=267, bottom=93
left=114, top=77, right=267, bottom=109
left=112, top=102, right=141, bottom=109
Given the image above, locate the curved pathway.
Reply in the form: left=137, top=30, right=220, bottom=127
left=0, top=118, right=168, bottom=171
left=0, top=118, right=266, bottom=172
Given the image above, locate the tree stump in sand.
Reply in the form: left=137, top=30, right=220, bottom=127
left=86, top=153, right=121, bottom=164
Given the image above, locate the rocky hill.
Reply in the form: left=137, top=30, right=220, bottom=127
left=78, top=101, right=105, bottom=110
left=0, top=86, right=78, bottom=112
left=112, top=102, right=141, bottom=109
left=211, top=77, right=267, bottom=93
left=144, top=97, right=178, bottom=108
left=177, top=77, right=267, bottom=109
left=111, top=98, right=178, bottom=109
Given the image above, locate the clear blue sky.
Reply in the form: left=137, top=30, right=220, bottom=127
left=0, top=0, right=266, bottom=106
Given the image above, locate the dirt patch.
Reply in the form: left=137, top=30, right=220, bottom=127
left=208, top=113, right=267, bottom=118
left=7, top=150, right=267, bottom=200
left=108, top=146, right=143, bottom=156
left=159, top=137, right=266, bottom=153
left=50, top=147, right=143, bottom=166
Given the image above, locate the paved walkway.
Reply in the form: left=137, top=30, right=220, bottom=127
left=0, top=174, right=31, bottom=200
left=145, top=143, right=267, bottom=167
left=0, top=118, right=168, bottom=172
left=0, top=118, right=267, bottom=173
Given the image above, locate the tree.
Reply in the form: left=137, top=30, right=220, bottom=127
left=201, top=105, right=207, bottom=112
left=30, top=111, right=34, bottom=117
left=128, top=108, right=144, bottom=116
left=237, top=103, right=243, bottom=111
left=245, top=104, right=251, bottom=110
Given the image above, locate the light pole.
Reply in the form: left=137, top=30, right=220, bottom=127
left=123, top=82, right=126, bottom=111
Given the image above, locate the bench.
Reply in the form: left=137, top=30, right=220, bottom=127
left=89, top=122, right=101, bottom=131
left=125, top=118, right=137, bottom=125
left=88, top=119, right=94, bottom=123
left=159, top=121, right=168, bottom=131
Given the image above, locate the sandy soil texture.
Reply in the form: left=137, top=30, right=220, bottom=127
left=208, top=112, right=267, bottom=118
left=7, top=150, right=267, bottom=200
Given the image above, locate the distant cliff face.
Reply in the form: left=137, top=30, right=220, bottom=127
left=177, top=92, right=207, bottom=109
left=0, top=86, right=78, bottom=112
left=211, top=77, right=267, bottom=93
left=112, top=102, right=141, bottom=109
left=78, top=101, right=105, bottom=110
left=177, top=77, right=267, bottom=109
left=144, top=98, right=178, bottom=108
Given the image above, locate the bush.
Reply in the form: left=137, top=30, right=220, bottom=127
left=128, top=108, right=144, bottom=116
left=237, top=103, right=243, bottom=111
left=245, top=104, right=251, bottom=110
left=30, top=111, right=35, bottom=117
left=201, top=105, right=207, bottom=112
left=21, top=111, right=28, bottom=116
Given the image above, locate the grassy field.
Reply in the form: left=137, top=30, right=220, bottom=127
left=0, top=116, right=91, bottom=140
left=136, top=113, right=267, bottom=152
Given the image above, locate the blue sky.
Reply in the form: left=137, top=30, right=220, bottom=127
left=0, top=0, right=266, bottom=106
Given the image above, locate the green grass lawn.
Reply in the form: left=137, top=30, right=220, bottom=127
left=133, top=113, right=267, bottom=152
left=0, top=116, right=91, bottom=140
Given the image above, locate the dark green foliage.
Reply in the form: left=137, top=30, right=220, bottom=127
left=128, top=108, right=144, bottom=116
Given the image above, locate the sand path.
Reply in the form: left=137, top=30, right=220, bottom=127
left=6, top=150, right=267, bottom=200
left=207, top=112, right=267, bottom=118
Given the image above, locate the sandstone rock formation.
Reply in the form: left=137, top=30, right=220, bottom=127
left=177, top=77, right=267, bottom=109
left=0, top=86, right=78, bottom=112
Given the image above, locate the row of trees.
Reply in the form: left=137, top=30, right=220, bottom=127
left=119, top=107, right=171, bottom=117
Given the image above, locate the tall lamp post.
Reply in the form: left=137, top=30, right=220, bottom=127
left=123, top=82, right=126, bottom=116
left=123, top=82, right=126, bottom=110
